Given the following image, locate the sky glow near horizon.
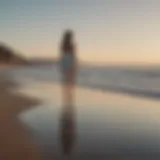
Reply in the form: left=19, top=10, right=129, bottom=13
left=0, top=0, right=160, bottom=64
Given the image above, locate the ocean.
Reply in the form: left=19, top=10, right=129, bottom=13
left=3, top=64, right=160, bottom=100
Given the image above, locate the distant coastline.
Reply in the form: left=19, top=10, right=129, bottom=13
left=0, top=43, right=57, bottom=67
left=0, top=43, right=27, bottom=66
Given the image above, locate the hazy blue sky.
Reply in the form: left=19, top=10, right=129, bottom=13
left=0, top=0, right=160, bottom=64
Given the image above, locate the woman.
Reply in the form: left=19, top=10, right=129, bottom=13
left=60, top=30, right=77, bottom=106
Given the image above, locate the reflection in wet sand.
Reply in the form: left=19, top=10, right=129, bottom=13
left=60, top=104, right=76, bottom=157
left=17, top=82, right=160, bottom=159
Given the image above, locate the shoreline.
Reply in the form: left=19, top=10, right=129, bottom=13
left=16, top=81, right=160, bottom=158
left=0, top=78, right=42, bottom=159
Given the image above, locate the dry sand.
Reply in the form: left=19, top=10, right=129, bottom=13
left=0, top=78, right=42, bottom=159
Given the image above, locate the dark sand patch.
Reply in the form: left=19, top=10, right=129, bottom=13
left=0, top=78, right=42, bottom=159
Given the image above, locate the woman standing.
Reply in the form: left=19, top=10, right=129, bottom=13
left=59, top=30, right=77, bottom=156
left=60, top=30, right=77, bottom=107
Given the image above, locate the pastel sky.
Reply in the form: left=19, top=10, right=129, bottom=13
left=0, top=0, right=160, bottom=64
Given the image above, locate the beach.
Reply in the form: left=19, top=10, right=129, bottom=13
left=0, top=76, right=41, bottom=159
left=1, top=65, right=160, bottom=159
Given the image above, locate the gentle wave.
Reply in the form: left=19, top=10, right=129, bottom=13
left=1, top=64, right=160, bottom=100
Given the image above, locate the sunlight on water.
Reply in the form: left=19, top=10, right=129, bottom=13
left=11, top=81, right=160, bottom=157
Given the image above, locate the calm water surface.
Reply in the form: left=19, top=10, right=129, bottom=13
left=14, top=82, right=160, bottom=159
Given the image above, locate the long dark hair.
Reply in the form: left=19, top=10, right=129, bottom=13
left=61, top=30, right=74, bottom=51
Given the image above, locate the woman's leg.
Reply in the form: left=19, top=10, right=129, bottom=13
left=68, top=68, right=76, bottom=105
left=63, top=68, right=75, bottom=107
left=62, top=55, right=76, bottom=107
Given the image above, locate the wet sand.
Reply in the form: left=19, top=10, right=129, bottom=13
left=15, top=82, right=160, bottom=159
left=0, top=79, right=41, bottom=159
